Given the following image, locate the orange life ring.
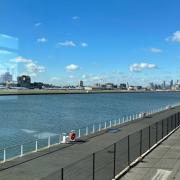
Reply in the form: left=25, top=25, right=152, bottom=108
left=69, top=132, right=76, bottom=141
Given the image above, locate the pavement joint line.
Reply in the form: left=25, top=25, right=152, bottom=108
left=113, top=124, right=180, bottom=180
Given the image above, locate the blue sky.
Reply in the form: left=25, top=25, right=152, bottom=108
left=0, top=0, right=180, bottom=86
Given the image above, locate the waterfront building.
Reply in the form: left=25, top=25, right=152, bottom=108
left=119, top=83, right=127, bottom=90
left=17, top=75, right=31, bottom=88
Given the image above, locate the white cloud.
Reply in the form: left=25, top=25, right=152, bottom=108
left=0, top=33, right=18, bottom=40
left=10, top=56, right=45, bottom=76
left=72, top=16, right=80, bottom=20
left=166, top=31, right=180, bottom=42
left=149, top=48, right=162, bottom=53
left=10, top=56, right=32, bottom=63
left=65, top=64, right=79, bottom=72
left=35, top=22, right=42, bottom=27
left=37, top=37, right=47, bottom=43
left=25, top=62, right=45, bottom=74
left=129, top=63, right=157, bottom=72
left=57, top=40, right=76, bottom=47
left=81, top=42, right=88, bottom=47
left=0, top=50, right=12, bottom=55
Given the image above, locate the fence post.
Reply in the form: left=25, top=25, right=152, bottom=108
left=93, top=153, right=95, bottom=180
left=113, top=143, right=116, bottom=177
left=156, top=122, right=158, bottom=143
left=110, top=120, right=112, bottom=128
left=167, top=118, right=168, bottom=134
left=149, top=126, right=151, bottom=149
left=140, top=129, right=142, bottom=156
left=3, top=149, right=6, bottom=162
left=162, top=120, right=164, bottom=138
left=35, top=140, right=38, bottom=152
left=20, top=145, right=23, bottom=157
left=105, top=121, right=107, bottom=129
left=61, top=168, right=64, bottom=180
left=128, top=135, right=130, bottom=165
left=118, top=118, right=121, bottom=124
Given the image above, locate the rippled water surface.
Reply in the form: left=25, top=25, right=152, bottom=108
left=0, top=92, right=180, bottom=148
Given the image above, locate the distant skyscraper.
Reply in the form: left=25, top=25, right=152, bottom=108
left=170, top=80, right=173, bottom=88
left=79, top=80, right=84, bottom=87
left=0, top=72, right=13, bottom=83
left=163, top=81, right=166, bottom=89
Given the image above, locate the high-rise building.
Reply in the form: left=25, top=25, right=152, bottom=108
left=170, top=80, right=173, bottom=89
left=0, top=72, right=13, bottom=83
left=79, top=80, right=84, bottom=87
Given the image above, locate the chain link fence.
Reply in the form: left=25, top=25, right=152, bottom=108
left=41, top=112, right=180, bottom=180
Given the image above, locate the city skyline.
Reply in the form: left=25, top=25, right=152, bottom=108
left=0, top=0, right=180, bottom=85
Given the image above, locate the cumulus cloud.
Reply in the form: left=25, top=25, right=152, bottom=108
left=10, top=56, right=32, bottom=63
left=0, top=50, right=12, bottom=55
left=25, top=62, right=45, bottom=74
left=72, top=16, right=80, bottom=20
left=129, top=63, right=157, bottom=72
left=81, top=42, right=88, bottom=47
left=166, top=31, right=180, bottom=42
left=57, top=41, right=76, bottom=47
left=65, top=64, right=79, bottom=72
left=37, top=37, right=47, bottom=43
left=148, top=48, right=162, bottom=53
left=10, top=56, right=45, bottom=76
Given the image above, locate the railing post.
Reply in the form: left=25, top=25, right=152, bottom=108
left=109, top=120, right=112, bottom=128
left=3, top=149, right=6, bottom=162
left=92, top=124, right=95, bottom=134
left=114, top=120, right=117, bottom=126
left=78, top=129, right=81, bottom=138
left=99, top=123, right=101, bottom=131
left=118, top=118, right=121, bottom=124
left=104, top=121, right=107, bottom=129
left=35, top=140, right=38, bottom=152
left=93, top=153, right=95, bottom=180
left=86, top=127, right=88, bottom=136
left=48, top=136, right=51, bottom=148
left=123, top=117, right=125, bottom=123
left=113, top=143, right=116, bottom=177
left=20, top=145, right=23, bottom=157
left=59, top=134, right=62, bottom=144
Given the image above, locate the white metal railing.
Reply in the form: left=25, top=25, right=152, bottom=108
left=0, top=102, right=180, bottom=163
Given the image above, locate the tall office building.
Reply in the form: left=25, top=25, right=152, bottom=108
left=0, top=72, right=13, bottom=83
left=79, top=80, right=84, bottom=87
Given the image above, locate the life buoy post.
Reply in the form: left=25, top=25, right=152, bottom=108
left=68, top=130, right=76, bottom=142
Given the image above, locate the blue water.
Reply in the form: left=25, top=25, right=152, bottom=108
left=0, top=92, right=180, bottom=150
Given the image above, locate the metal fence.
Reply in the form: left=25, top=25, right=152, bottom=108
left=1, top=103, right=180, bottom=163
left=41, top=111, right=180, bottom=180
